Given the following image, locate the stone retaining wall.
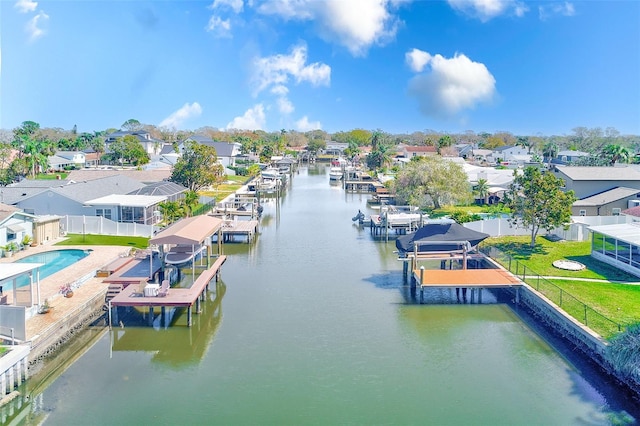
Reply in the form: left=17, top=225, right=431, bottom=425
left=28, top=290, right=107, bottom=365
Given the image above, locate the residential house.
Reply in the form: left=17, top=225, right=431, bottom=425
left=128, top=181, right=187, bottom=203
left=4, top=175, right=145, bottom=216
left=48, top=151, right=86, bottom=172
left=552, top=150, right=590, bottom=166
left=66, top=168, right=172, bottom=184
left=324, top=142, right=348, bottom=157
left=180, top=135, right=242, bottom=169
left=0, top=203, right=35, bottom=249
left=487, top=146, right=532, bottom=166
left=552, top=165, right=640, bottom=199
left=399, top=145, right=437, bottom=159
left=572, top=187, right=640, bottom=216
left=105, top=130, right=164, bottom=156
left=84, top=194, right=166, bottom=225
left=622, top=206, right=640, bottom=222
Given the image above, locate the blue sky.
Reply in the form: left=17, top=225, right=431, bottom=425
left=1, top=0, right=639, bottom=136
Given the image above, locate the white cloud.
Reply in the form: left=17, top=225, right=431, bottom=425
left=447, top=0, right=528, bottom=22
left=14, top=0, right=37, bottom=13
left=276, top=97, right=294, bottom=114
left=159, top=102, right=203, bottom=129
left=226, top=104, right=266, bottom=130
left=206, top=15, right=232, bottom=37
left=258, top=0, right=404, bottom=56
left=295, top=116, right=321, bottom=132
left=539, top=2, right=575, bottom=20
left=405, top=48, right=431, bottom=73
left=209, top=0, right=244, bottom=13
left=253, top=44, right=330, bottom=96
left=407, top=52, right=496, bottom=118
left=26, top=11, right=49, bottom=41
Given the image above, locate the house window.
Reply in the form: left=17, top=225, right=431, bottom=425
left=6, top=230, right=16, bottom=241
left=612, top=208, right=621, bottom=216
left=96, top=209, right=112, bottom=220
left=579, top=210, right=586, bottom=216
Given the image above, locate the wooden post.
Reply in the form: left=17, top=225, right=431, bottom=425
left=419, top=266, right=425, bottom=304
left=148, top=306, right=154, bottom=326
left=187, top=306, right=192, bottom=327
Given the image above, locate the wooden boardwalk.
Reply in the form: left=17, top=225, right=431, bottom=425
left=108, top=255, right=227, bottom=327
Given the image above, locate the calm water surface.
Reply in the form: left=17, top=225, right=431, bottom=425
left=19, top=165, right=639, bottom=425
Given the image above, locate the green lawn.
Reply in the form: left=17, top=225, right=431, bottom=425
left=200, top=176, right=251, bottom=201
left=484, top=236, right=640, bottom=333
left=0, top=347, right=7, bottom=357
left=55, top=234, right=149, bottom=249
left=35, top=172, right=69, bottom=180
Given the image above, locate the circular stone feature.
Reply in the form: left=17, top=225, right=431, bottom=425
left=552, top=260, right=586, bottom=271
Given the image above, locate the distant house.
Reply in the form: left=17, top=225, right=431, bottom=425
left=399, top=145, right=437, bottom=159
left=324, top=142, right=348, bottom=157
left=66, top=168, right=172, bottom=184
left=572, top=187, right=640, bottom=216
left=48, top=151, right=86, bottom=171
left=553, top=165, right=640, bottom=199
left=487, top=146, right=531, bottom=165
left=105, top=130, right=164, bottom=156
left=180, top=135, right=242, bottom=169
left=552, top=150, right=590, bottom=165
left=622, top=206, right=640, bottom=221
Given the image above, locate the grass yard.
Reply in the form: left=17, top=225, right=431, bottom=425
left=485, top=236, right=640, bottom=332
left=199, top=176, right=251, bottom=202
left=35, top=172, right=69, bottom=180
left=55, top=234, right=149, bottom=249
left=0, top=347, right=7, bottom=357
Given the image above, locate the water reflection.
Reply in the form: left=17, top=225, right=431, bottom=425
left=110, top=281, right=225, bottom=368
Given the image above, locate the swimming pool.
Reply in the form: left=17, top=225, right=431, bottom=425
left=14, top=249, right=91, bottom=287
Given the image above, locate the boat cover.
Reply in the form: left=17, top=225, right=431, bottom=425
left=395, top=223, right=490, bottom=254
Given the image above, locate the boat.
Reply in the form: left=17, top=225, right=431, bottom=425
left=329, top=167, right=343, bottom=180
left=261, top=167, right=282, bottom=180
left=164, top=244, right=206, bottom=265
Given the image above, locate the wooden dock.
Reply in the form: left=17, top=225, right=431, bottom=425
left=108, top=255, right=227, bottom=327
left=219, top=220, right=259, bottom=243
left=412, top=266, right=522, bottom=304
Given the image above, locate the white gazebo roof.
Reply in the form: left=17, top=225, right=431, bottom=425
left=0, top=263, right=44, bottom=283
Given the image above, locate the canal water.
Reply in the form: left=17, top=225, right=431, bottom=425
left=17, top=165, right=640, bottom=425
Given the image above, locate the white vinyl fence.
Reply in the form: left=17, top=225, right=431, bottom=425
left=62, top=215, right=157, bottom=238
left=464, top=215, right=635, bottom=241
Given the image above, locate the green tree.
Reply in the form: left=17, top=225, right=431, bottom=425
left=601, top=144, right=631, bottom=166
left=393, top=156, right=471, bottom=209
left=170, top=141, right=224, bottom=191
left=474, top=178, right=490, bottom=204
left=503, top=167, right=576, bottom=247
left=542, top=140, right=559, bottom=166
left=121, top=135, right=150, bottom=165
left=158, top=201, right=183, bottom=225
left=180, top=190, right=199, bottom=217
left=307, top=138, right=326, bottom=155
left=121, top=119, right=143, bottom=131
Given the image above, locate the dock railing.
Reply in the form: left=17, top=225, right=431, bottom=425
left=480, top=245, right=623, bottom=338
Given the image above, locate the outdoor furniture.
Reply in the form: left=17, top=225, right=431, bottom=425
left=157, top=280, right=170, bottom=297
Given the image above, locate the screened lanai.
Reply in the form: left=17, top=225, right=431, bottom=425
left=589, top=223, right=640, bottom=279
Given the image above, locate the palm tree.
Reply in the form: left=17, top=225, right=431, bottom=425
left=542, top=141, right=558, bottom=167
left=601, top=144, right=631, bottom=166
left=181, top=190, right=199, bottom=217
left=474, top=178, right=490, bottom=204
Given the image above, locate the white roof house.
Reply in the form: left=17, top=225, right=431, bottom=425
left=84, top=194, right=167, bottom=225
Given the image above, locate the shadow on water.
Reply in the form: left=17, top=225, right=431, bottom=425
left=495, top=291, right=640, bottom=421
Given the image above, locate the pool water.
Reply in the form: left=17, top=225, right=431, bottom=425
left=14, top=249, right=90, bottom=287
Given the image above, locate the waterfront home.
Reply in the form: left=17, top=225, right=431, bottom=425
left=84, top=194, right=167, bottom=225
left=0, top=203, right=35, bottom=250
left=553, top=165, right=640, bottom=199
left=179, top=135, right=242, bottom=169
left=487, top=145, right=532, bottom=165
left=572, top=187, right=640, bottom=216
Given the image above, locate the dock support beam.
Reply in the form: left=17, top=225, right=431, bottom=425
left=187, top=306, right=192, bottom=327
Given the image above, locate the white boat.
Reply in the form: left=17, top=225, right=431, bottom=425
left=261, top=167, right=282, bottom=180
left=329, top=167, right=343, bottom=180
left=164, top=244, right=206, bottom=265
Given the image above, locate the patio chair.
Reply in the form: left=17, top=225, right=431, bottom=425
left=158, top=280, right=170, bottom=297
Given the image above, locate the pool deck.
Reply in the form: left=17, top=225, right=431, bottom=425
left=0, top=241, right=129, bottom=340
